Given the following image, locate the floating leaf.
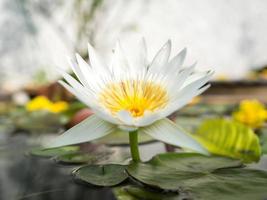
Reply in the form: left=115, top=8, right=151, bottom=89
left=193, top=119, right=261, bottom=163
left=55, top=147, right=127, bottom=165
left=126, top=153, right=267, bottom=200
left=12, top=110, right=64, bottom=133
left=74, top=164, right=128, bottom=186
left=30, top=146, right=80, bottom=157
left=114, top=186, right=182, bottom=200
left=54, top=152, right=96, bottom=164
left=127, top=153, right=241, bottom=191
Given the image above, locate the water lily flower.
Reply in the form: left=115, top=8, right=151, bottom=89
left=48, top=39, right=213, bottom=161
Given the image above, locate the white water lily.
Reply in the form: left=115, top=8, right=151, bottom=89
left=49, top=39, right=213, bottom=159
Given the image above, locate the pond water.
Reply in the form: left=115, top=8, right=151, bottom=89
left=1, top=132, right=267, bottom=200
left=0, top=134, right=117, bottom=200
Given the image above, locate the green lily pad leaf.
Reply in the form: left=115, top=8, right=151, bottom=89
left=54, top=152, right=95, bottom=164
left=95, top=130, right=154, bottom=145
left=127, top=153, right=242, bottom=191
left=74, top=164, right=128, bottom=186
left=55, top=147, right=128, bottom=165
left=114, top=186, right=182, bottom=200
left=193, top=119, right=261, bottom=163
left=12, top=110, right=64, bottom=133
left=126, top=153, right=267, bottom=200
left=30, top=146, right=80, bottom=157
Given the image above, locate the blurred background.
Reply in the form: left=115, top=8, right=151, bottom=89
left=1, top=1, right=267, bottom=199
left=1, top=0, right=267, bottom=91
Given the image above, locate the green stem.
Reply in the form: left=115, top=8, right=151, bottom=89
left=129, top=130, right=141, bottom=162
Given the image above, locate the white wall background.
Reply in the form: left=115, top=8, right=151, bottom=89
left=1, top=0, right=267, bottom=89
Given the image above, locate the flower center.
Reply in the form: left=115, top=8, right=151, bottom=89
left=99, top=80, right=168, bottom=117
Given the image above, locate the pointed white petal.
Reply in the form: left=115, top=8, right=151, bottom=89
left=46, top=115, right=116, bottom=148
left=160, top=84, right=211, bottom=119
left=140, top=118, right=209, bottom=154
left=110, top=41, right=130, bottom=77
left=132, top=38, right=148, bottom=71
left=148, top=40, right=171, bottom=73
left=87, top=43, right=109, bottom=75
left=167, top=63, right=197, bottom=92
left=182, top=70, right=214, bottom=87
left=165, top=47, right=187, bottom=74
left=180, top=70, right=214, bottom=90
left=75, top=53, right=92, bottom=76
left=68, top=57, right=90, bottom=88
left=58, top=80, right=94, bottom=108
left=139, top=37, right=148, bottom=69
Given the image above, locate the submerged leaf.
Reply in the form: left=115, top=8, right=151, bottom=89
left=193, top=119, right=261, bottom=163
left=74, top=164, right=128, bottom=186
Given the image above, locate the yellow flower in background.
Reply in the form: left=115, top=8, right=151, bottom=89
left=26, top=96, right=51, bottom=111
left=26, top=96, right=69, bottom=113
left=50, top=101, right=69, bottom=113
left=233, top=99, right=267, bottom=128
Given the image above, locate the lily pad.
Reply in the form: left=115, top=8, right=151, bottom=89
left=54, top=148, right=125, bottom=165
left=126, top=153, right=267, bottom=200
left=30, top=146, right=80, bottom=157
left=114, top=186, right=182, bottom=200
left=193, top=119, right=261, bottom=163
left=74, top=164, right=128, bottom=186
left=10, top=110, right=65, bottom=133
left=54, top=152, right=96, bottom=164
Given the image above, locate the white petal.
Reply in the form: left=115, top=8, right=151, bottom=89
left=166, top=63, right=197, bottom=92
left=58, top=80, right=92, bottom=107
left=110, top=41, right=130, bottom=78
left=130, top=38, right=148, bottom=72
left=182, top=70, right=214, bottom=87
left=88, top=43, right=109, bottom=75
left=148, top=40, right=171, bottom=73
left=180, top=70, right=214, bottom=90
left=117, top=110, right=134, bottom=125
left=160, top=84, right=211, bottom=119
left=46, top=115, right=116, bottom=148
left=75, top=53, right=93, bottom=78
left=135, top=112, right=160, bottom=127
left=140, top=118, right=209, bottom=154
left=67, top=57, right=90, bottom=88
left=165, top=47, right=187, bottom=74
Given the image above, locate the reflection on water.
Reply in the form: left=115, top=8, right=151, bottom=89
left=0, top=134, right=116, bottom=200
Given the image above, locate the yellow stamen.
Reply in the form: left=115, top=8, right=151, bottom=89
left=99, top=80, right=168, bottom=117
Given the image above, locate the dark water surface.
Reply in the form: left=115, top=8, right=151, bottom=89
left=0, top=134, right=116, bottom=200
